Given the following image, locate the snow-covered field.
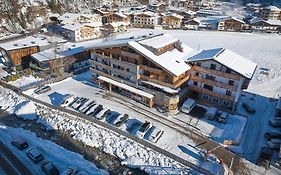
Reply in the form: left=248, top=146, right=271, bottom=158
left=0, top=124, right=108, bottom=175
left=8, top=75, right=42, bottom=88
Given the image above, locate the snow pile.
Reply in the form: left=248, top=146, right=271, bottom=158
left=14, top=100, right=37, bottom=120
left=8, top=75, right=42, bottom=88
left=36, top=105, right=189, bottom=174
left=0, top=125, right=108, bottom=175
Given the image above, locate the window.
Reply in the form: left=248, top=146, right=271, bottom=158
left=226, top=90, right=232, bottom=96
left=212, top=98, right=219, bottom=103
left=226, top=68, right=231, bottom=73
left=195, top=72, right=199, bottom=76
left=203, top=84, right=213, bottom=91
left=210, top=64, right=216, bottom=70
left=228, top=80, right=234, bottom=86
left=206, top=74, right=215, bottom=81
left=202, top=94, right=209, bottom=100
left=197, top=62, right=201, bottom=66
left=193, top=82, right=198, bottom=86
left=223, top=101, right=230, bottom=106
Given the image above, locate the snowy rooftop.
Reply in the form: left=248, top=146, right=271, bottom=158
left=62, top=22, right=103, bottom=31
left=31, top=43, right=84, bottom=62
left=163, top=13, right=184, bottom=19
left=114, top=12, right=128, bottom=18
left=129, top=39, right=193, bottom=77
left=109, top=21, right=130, bottom=27
left=187, top=48, right=257, bottom=79
left=141, top=80, right=179, bottom=94
left=264, top=6, right=280, bottom=11
left=219, top=17, right=245, bottom=24
left=251, top=19, right=281, bottom=26
left=138, top=34, right=178, bottom=50
left=58, top=13, right=80, bottom=24
left=0, top=35, right=54, bottom=51
left=98, top=76, right=154, bottom=99
left=135, top=11, right=156, bottom=17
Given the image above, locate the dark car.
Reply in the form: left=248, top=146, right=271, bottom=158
left=106, top=112, right=121, bottom=124
left=41, top=161, right=59, bottom=175
left=89, top=105, right=103, bottom=117
left=242, top=102, right=256, bottom=114
left=96, top=109, right=111, bottom=120
left=136, top=121, right=152, bottom=138
left=264, top=132, right=281, bottom=141
left=26, top=147, right=44, bottom=164
left=268, top=120, right=281, bottom=128
left=34, top=86, right=51, bottom=94
left=256, top=147, right=272, bottom=170
left=11, top=137, right=28, bottom=150
left=114, top=114, right=129, bottom=127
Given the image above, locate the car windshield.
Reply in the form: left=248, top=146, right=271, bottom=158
left=140, top=122, right=149, bottom=132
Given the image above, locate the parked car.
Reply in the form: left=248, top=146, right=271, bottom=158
left=268, top=119, right=281, bottom=128
left=205, top=107, right=218, bottom=120
left=34, top=86, right=51, bottom=94
left=11, top=137, right=28, bottom=150
left=61, top=95, right=76, bottom=107
left=264, top=132, right=281, bottom=141
left=106, top=112, right=121, bottom=124
left=80, top=100, right=96, bottom=113
left=217, top=112, right=228, bottom=124
left=61, top=166, right=78, bottom=175
left=136, top=121, right=152, bottom=138
left=242, top=102, right=256, bottom=114
left=89, top=105, right=103, bottom=117
left=113, top=114, right=129, bottom=127
left=256, top=147, right=272, bottom=170
left=181, top=98, right=196, bottom=114
left=147, top=126, right=164, bottom=143
left=96, top=109, right=111, bottom=120
left=41, top=161, right=59, bottom=175
left=26, top=147, right=44, bottom=163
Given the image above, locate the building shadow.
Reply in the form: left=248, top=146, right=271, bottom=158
left=48, top=92, right=70, bottom=106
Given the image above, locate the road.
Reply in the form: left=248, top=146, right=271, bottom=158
left=0, top=136, right=34, bottom=175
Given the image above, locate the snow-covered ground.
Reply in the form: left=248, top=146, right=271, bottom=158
left=8, top=75, right=42, bottom=88
left=0, top=124, right=108, bottom=175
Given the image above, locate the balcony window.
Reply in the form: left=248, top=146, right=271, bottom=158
left=223, top=100, right=230, bottom=106
left=203, top=84, right=213, bottom=91
left=202, top=94, right=209, bottom=100
left=210, top=64, right=216, bottom=70
left=212, top=97, right=219, bottom=103
left=206, top=74, right=215, bottom=81
left=228, top=80, right=234, bottom=86
left=226, top=68, right=231, bottom=73
left=193, top=82, right=198, bottom=86
left=226, top=90, right=232, bottom=96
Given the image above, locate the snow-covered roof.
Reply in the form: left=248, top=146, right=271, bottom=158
left=163, top=13, right=184, bottom=19
left=129, top=36, right=193, bottom=77
left=0, top=35, right=53, bottom=51
left=135, top=11, right=156, bottom=17
left=31, top=42, right=84, bottom=62
left=141, top=80, right=179, bottom=94
left=114, top=12, right=128, bottom=18
left=62, top=22, right=103, bottom=31
left=187, top=48, right=257, bottom=79
left=58, top=13, right=80, bottom=24
left=138, top=34, right=178, bottom=50
left=264, top=6, right=280, bottom=11
left=187, top=10, right=196, bottom=15
left=218, top=17, right=245, bottom=24
left=251, top=19, right=281, bottom=26
left=109, top=21, right=130, bottom=27
left=98, top=76, right=154, bottom=99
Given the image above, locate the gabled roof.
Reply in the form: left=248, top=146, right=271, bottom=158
left=62, top=22, right=103, bottom=31
left=187, top=48, right=257, bottom=79
left=58, top=13, right=80, bottom=24
left=264, top=6, right=280, bottom=11
left=138, top=33, right=178, bottom=50
left=135, top=11, right=156, bottom=17
left=218, top=16, right=245, bottom=24
left=163, top=13, right=184, bottom=19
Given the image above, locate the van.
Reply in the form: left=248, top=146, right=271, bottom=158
left=181, top=98, right=196, bottom=114
left=206, top=107, right=218, bottom=120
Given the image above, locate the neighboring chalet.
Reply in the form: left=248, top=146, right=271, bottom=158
left=58, top=13, right=102, bottom=24
left=106, top=22, right=129, bottom=33
left=30, top=42, right=90, bottom=74
left=184, top=18, right=200, bottom=30
left=104, top=12, right=130, bottom=32
left=105, top=12, right=130, bottom=23
left=217, top=17, right=245, bottom=32
left=61, top=22, right=103, bottom=41
left=251, top=19, right=281, bottom=33
left=0, top=35, right=61, bottom=69
left=196, top=9, right=225, bottom=17
left=149, top=3, right=167, bottom=13
left=186, top=48, right=257, bottom=110
left=260, top=6, right=281, bottom=21
left=89, top=33, right=193, bottom=111
left=162, top=13, right=184, bottom=29
left=133, top=11, right=160, bottom=28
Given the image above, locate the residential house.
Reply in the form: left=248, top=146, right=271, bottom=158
left=260, top=6, right=281, bottom=21
left=89, top=33, right=194, bottom=111
left=196, top=9, right=225, bottom=17
left=133, top=11, right=160, bottom=28
left=62, top=22, right=103, bottom=41
left=162, top=13, right=184, bottom=29
left=30, top=42, right=90, bottom=74
left=251, top=19, right=281, bottom=33
left=184, top=18, right=200, bottom=30
left=149, top=3, right=168, bottom=13
left=186, top=48, right=257, bottom=111
left=217, top=17, right=245, bottom=31
left=106, top=22, right=130, bottom=33
left=106, top=12, right=130, bottom=23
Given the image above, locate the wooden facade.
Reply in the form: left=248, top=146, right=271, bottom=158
left=8, top=46, right=39, bottom=67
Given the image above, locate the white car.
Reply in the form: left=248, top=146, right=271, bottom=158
left=136, top=121, right=152, bottom=139
left=181, top=98, right=196, bottom=114
left=61, top=95, right=76, bottom=107
left=148, top=126, right=163, bottom=143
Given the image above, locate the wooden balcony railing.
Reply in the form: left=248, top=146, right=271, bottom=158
left=192, top=65, right=240, bottom=81
left=191, top=75, right=237, bottom=91
left=188, top=85, right=235, bottom=101
left=120, top=50, right=141, bottom=60
left=139, top=65, right=163, bottom=75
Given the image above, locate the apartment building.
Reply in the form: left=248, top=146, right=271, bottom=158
left=62, top=22, right=103, bottom=42
left=162, top=13, right=184, bottom=29
left=186, top=48, right=257, bottom=110
left=251, top=19, right=281, bottom=33
left=217, top=17, right=245, bottom=32
left=89, top=33, right=193, bottom=111
left=58, top=13, right=102, bottom=24
left=133, top=11, right=160, bottom=28
left=106, top=12, right=130, bottom=23
left=260, top=6, right=281, bottom=20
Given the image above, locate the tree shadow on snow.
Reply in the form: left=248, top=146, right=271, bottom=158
left=48, top=92, right=70, bottom=106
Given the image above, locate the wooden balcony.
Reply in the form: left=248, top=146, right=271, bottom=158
left=191, top=75, right=237, bottom=91
left=174, top=75, right=190, bottom=88
left=120, top=50, right=141, bottom=60
left=192, top=65, right=240, bottom=81
left=139, top=65, right=163, bottom=75
left=188, top=85, right=235, bottom=101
